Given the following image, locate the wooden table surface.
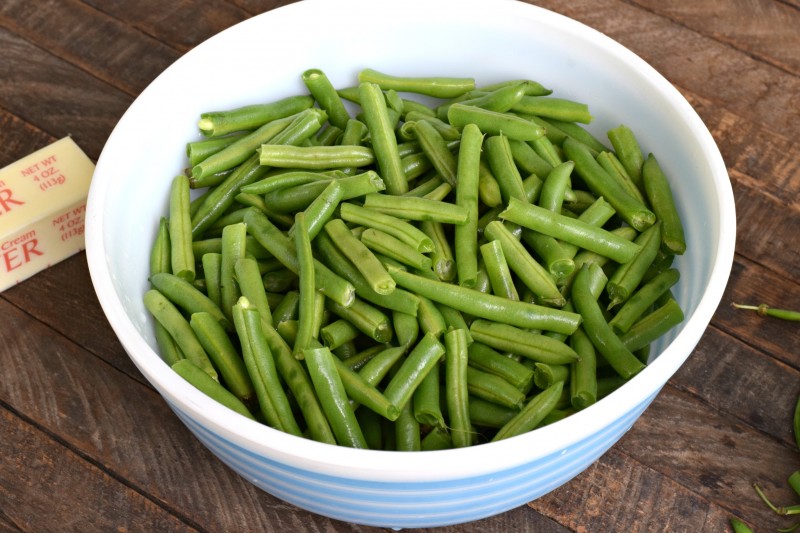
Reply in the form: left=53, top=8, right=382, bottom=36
left=2, top=1, right=799, bottom=531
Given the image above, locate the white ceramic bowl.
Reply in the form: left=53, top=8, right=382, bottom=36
left=85, top=0, right=736, bottom=528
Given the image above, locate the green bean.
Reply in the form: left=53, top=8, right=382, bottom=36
left=511, top=95, right=593, bottom=124
left=419, top=221, right=455, bottom=282
left=607, top=124, right=645, bottom=190
left=477, top=161, right=503, bottom=208
left=395, top=399, right=421, bottom=452
left=420, top=427, right=453, bottom=451
left=234, top=257, right=273, bottom=326
left=240, top=171, right=332, bottom=196
left=339, top=202, right=433, bottom=253
left=172, top=359, right=255, bottom=420
left=569, top=326, right=598, bottom=410
left=168, top=175, right=195, bottom=282
left=468, top=396, right=518, bottom=429
left=509, top=138, right=554, bottom=178
left=190, top=311, right=254, bottom=403
left=546, top=118, right=608, bottom=153
left=436, top=304, right=473, bottom=344
left=313, top=230, right=420, bottom=316
left=363, top=193, right=468, bottom=225
left=338, top=118, right=369, bottom=175
left=533, top=363, right=570, bottom=390
left=320, top=319, right=360, bottom=350
left=358, top=345, right=407, bottom=386
left=416, top=295, right=448, bottom=338
left=294, top=179, right=345, bottom=241
left=198, top=94, right=314, bottom=137
left=606, top=222, right=662, bottom=308
left=596, top=151, right=646, bottom=205
left=448, top=103, right=545, bottom=141
left=325, top=297, right=392, bottom=344
left=563, top=137, right=655, bottom=231
left=484, top=134, right=527, bottom=203
left=491, top=380, right=564, bottom=442
left=357, top=407, right=384, bottom=450
left=467, top=341, right=534, bottom=391
left=324, top=218, right=395, bottom=295
left=483, top=220, right=565, bottom=307
left=403, top=119, right=458, bottom=186
left=192, top=113, right=296, bottom=181
left=200, top=253, right=222, bottom=309
left=303, top=346, right=368, bottom=448
left=558, top=196, right=616, bottom=258
left=243, top=209, right=355, bottom=307
left=619, top=298, right=685, bottom=352
left=467, top=366, right=525, bottom=409
left=538, top=161, right=574, bottom=213
left=233, top=298, right=303, bottom=435
left=360, top=228, right=432, bottom=271
left=404, top=111, right=461, bottom=141
left=261, top=268, right=296, bottom=293
left=331, top=357, right=399, bottom=421
left=413, top=361, right=445, bottom=428
left=461, top=82, right=529, bottom=112
left=469, top=319, right=580, bottom=365
left=530, top=134, right=563, bottom=168
left=499, top=197, right=642, bottom=265
left=358, top=81, right=408, bottom=195
left=732, top=303, right=800, bottom=321
left=219, top=222, right=247, bottom=322
left=187, top=133, right=249, bottom=166
left=258, top=144, right=375, bottom=169
left=440, top=328, right=471, bottom=447
left=609, top=268, right=680, bottom=333
left=520, top=230, right=575, bottom=281
left=571, top=264, right=645, bottom=379
left=383, top=332, right=445, bottom=411
left=154, top=320, right=183, bottom=366
left=642, top=153, right=686, bottom=255
left=393, top=311, right=420, bottom=350
left=302, top=68, right=351, bottom=130
left=480, top=240, right=519, bottom=301
left=150, top=217, right=171, bottom=277
left=358, top=68, right=474, bottom=99
left=291, top=212, right=316, bottom=356
left=728, top=518, right=755, bottom=533
left=149, top=272, right=231, bottom=331
left=144, top=289, right=217, bottom=381
left=388, top=266, right=581, bottom=334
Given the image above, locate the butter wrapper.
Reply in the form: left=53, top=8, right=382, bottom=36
left=0, top=137, right=95, bottom=292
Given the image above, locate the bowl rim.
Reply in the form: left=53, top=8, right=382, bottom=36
left=85, top=0, right=736, bottom=482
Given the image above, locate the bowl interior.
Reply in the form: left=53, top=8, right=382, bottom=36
left=86, top=0, right=734, bottom=479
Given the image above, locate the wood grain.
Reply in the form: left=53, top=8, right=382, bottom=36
left=1, top=0, right=798, bottom=531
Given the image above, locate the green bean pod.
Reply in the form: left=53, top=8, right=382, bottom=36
left=258, top=144, right=375, bottom=169
left=144, top=289, right=217, bottom=381
left=149, top=272, right=231, bottom=331
left=571, top=264, right=645, bottom=379
left=491, top=381, right=564, bottom=442
left=339, top=202, right=434, bottom=253
left=484, top=134, right=528, bottom=203
left=569, top=326, right=598, bottom=410
left=388, top=266, right=581, bottom=334
left=325, top=297, right=393, bottom=344
left=448, top=103, right=545, bottom=141
left=189, top=311, right=254, bottom=403
left=303, top=346, right=368, bottom=448
left=480, top=240, right=519, bottom=301
left=467, top=341, right=534, bottom=391
left=358, top=81, right=408, bottom=195
left=412, top=362, right=445, bottom=428
left=302, top=68, right=351, bottom=129
left=360, top=228, right=432, bottom=271
left=609, top=268, right=680, bottom=333
left=469, top=319, right=580, bottom=365
left=363, top=193, right=469, bottom=225
left=606, top=222, right=663, bottom=308
left=332, top=357, right=400, bottom=421
left=511, top=95, right=593, bottom=124
left=198, top=94, right=314, bottom=137
left=358, top=68, right=475, bottom=99
left=607, top=124, right=645, bottom=190
left=466, top=366, right=526, bottom=410
left=168, top=175, right=195, bottom=282
left=642, top=153, right=686, bottom=255
left=619, top=298, right=685, bottom=352
left=563, top=137, right=655, bottom=231
left=172, top=359, right=255, bottom=420
left=383, top=332, right=446, bottom=411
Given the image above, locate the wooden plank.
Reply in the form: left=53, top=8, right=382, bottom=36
left=81, top=0, right=251, bottom=53
left=0, top=109, right=57, bottom=169
left=530, top=0, right=800, bottom=139
left=0, top=27, right=131, bottom=160
left=673, top=325, right=800, bottom=445
left=530, top=447, right=738, bottom=532
left=0, top=0, right=180, bottom=96
left=714, top=256, right=800, bottom=368
left=631, top=0, right=800, bottom=76
left=0, top=410, right=195, bottom=532
left=227, top=0, right=301, bottom=15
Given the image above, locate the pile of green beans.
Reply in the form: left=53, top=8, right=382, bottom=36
left=144, top=67, right=687, bottom=451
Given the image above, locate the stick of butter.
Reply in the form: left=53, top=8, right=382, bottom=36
left=0, top=136, right=95, bottom=292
